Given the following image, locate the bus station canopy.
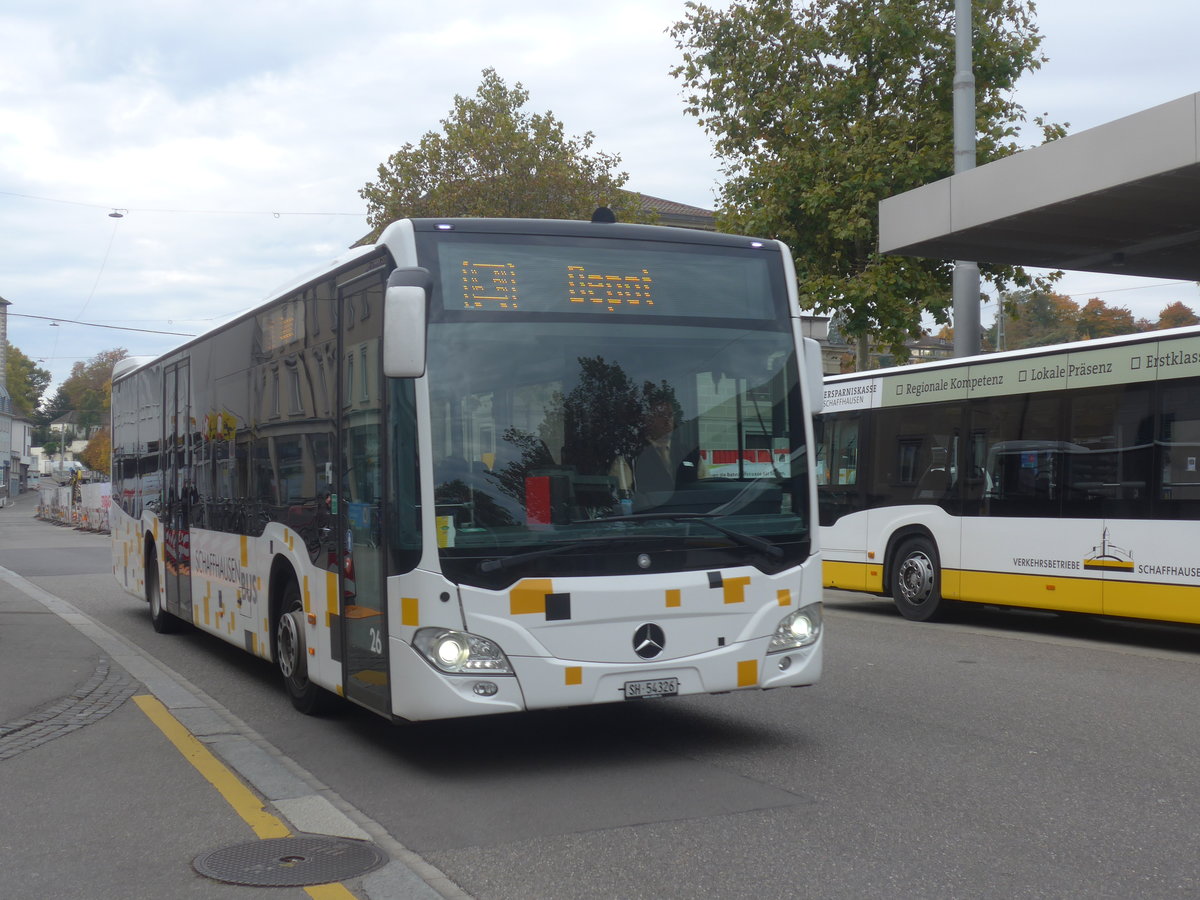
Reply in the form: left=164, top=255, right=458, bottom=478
left=878, top=93, right=1200, bottom=281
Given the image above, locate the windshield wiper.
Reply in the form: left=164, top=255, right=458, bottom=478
left=479, top=540, right=597, bottom=573
left=480, top=514, right=785, bottom=573
left=585, top=512, right=785, bottom=560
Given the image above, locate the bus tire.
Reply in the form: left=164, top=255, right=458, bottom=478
left=891, top=536, right=948, bottom=622
left=276, top=578, right=333, bottom=715
left=146, top=547, right=178, bottom=634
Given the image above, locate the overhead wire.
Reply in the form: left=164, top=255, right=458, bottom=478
left=75, top=215, right=122, bottom=320
left=2, top=190, right=346, bottom=372
left=8, top=312, right=196, bottom=337
left=0, top=189, right=363, bottom=218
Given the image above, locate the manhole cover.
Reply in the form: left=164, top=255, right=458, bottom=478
left=193, top=835, right=388, bottom=887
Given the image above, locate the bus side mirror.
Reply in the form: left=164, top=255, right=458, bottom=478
left=383, top=267, right=432, bottom=378
left=803, top=337, right=824, bottom=415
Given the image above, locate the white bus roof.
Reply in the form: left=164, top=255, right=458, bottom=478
left=826, top=321, right=1200, bottom=385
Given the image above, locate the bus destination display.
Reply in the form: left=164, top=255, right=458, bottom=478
left=459, top=260, right=655, bottom=312
left=460, top=261, right=519, bottom=309
left=567, top=266, right=653, bottom=310
left=439, top=237, right=779, bottom=321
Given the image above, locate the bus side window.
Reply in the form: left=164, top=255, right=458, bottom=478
left=898, top=439, right=921, bottom=484
left=976, top=393, right=1062, bottom=518
left=963, top=429, right=989, bottom=513
left=831, top=416, right=858, bottom=486
left=1066, top=384, right=1153, bottom=519
left=1158, top=383, right=1200, bottom=517
left=873, top=404, right=958, bottom=508
left=816, top=411, right=860, bottom=526
left=914, top=458, right=951, bottom=499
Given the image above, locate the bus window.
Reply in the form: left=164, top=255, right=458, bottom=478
left=871, top=404, right=959, bottom=509
left=985, top=442, right=1073, bottom=510
left=275, top=436, right=305, bottom=504
left=898, top=439, right=921, bottom=484
left=1065, top=385, right=1153, bottom=519
left=1158, top=382, right=1200, bottom=518
left=386, top=379, right=420, bottom=568
left=815, top=411, right=860, bottom=526
left=974, top=393, right=1061, bottom=517
left=832, top=417, right=858, bottom=486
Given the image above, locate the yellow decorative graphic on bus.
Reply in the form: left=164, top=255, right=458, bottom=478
left=508, top=580, right=572, bottom=620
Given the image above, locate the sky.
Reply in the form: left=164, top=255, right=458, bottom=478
left=2, top=0, right=1198, bottom=396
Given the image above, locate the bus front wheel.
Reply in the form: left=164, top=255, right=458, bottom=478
left=276, top=579, right=333, bottom=715
left=891, top=536, right=947, bottom=622
left=146, top=551, right=177, bottom=634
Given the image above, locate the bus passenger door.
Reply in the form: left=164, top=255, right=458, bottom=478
left=817, top=411, right=872, bottom=591
left=163, top=360, right=193, bottom=623
left=338, top=272, right=390, bottom=714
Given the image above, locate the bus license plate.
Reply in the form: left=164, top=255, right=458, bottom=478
left=623, top=677, right=679, bottom=699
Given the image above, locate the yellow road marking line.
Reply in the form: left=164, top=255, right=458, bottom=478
left=133, top=695, right=287, bottom=840
left=305, top=887, right=360, bottom=900
left=133, top=694, right=361, bottom=899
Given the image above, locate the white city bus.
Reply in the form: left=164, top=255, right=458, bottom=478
left=111, top=215, right=825, bottom=721
left=817, top=325, right=1200, bottom=624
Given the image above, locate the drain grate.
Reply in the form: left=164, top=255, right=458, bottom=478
left=193, top=835, right=388, bottom=887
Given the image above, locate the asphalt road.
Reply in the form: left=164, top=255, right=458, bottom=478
left=10, top=519, right=1200, bottom=899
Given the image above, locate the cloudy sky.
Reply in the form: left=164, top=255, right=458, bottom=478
left=2, top=0, right=1198, bottom=393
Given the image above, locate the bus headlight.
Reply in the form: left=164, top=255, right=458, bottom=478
left=768, top=603, right=822, bottom=653
left=413, top=628, right=514, bottom=675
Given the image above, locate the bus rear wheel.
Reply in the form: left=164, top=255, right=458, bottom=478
left=276, top=579, right=333, bottom=715
left=891, top=536, right=948, bottom=622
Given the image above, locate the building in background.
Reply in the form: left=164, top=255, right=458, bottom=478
left=635, top=193, right=717, bottom=231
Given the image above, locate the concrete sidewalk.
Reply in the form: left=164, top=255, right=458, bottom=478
left=0, top=489, right=116, bottom=733
left=0, top=488, right=450, bottom=900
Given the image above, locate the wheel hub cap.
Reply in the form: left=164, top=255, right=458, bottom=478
left=899, top=555, right=934, bottom=604
left=278, top=613, right=302, bottom=678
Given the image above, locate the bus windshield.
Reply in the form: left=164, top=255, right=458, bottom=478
left=419, top=232, right=809, bottom=584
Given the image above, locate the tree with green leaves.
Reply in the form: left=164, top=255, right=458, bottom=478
left=670, top=0, right=1062, bottom=368
left=359, top=68, right=649, bottom=242
left=4, top=342, right=51, bottom=418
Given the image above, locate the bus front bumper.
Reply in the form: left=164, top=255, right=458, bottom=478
left=387, top=636, right=822, bottom=722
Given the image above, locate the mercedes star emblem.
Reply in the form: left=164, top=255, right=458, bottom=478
left=633, top=623, right=666, bottom=659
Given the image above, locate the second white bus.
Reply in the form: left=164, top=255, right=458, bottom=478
left=818, top=325, right=1200, bottom=624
